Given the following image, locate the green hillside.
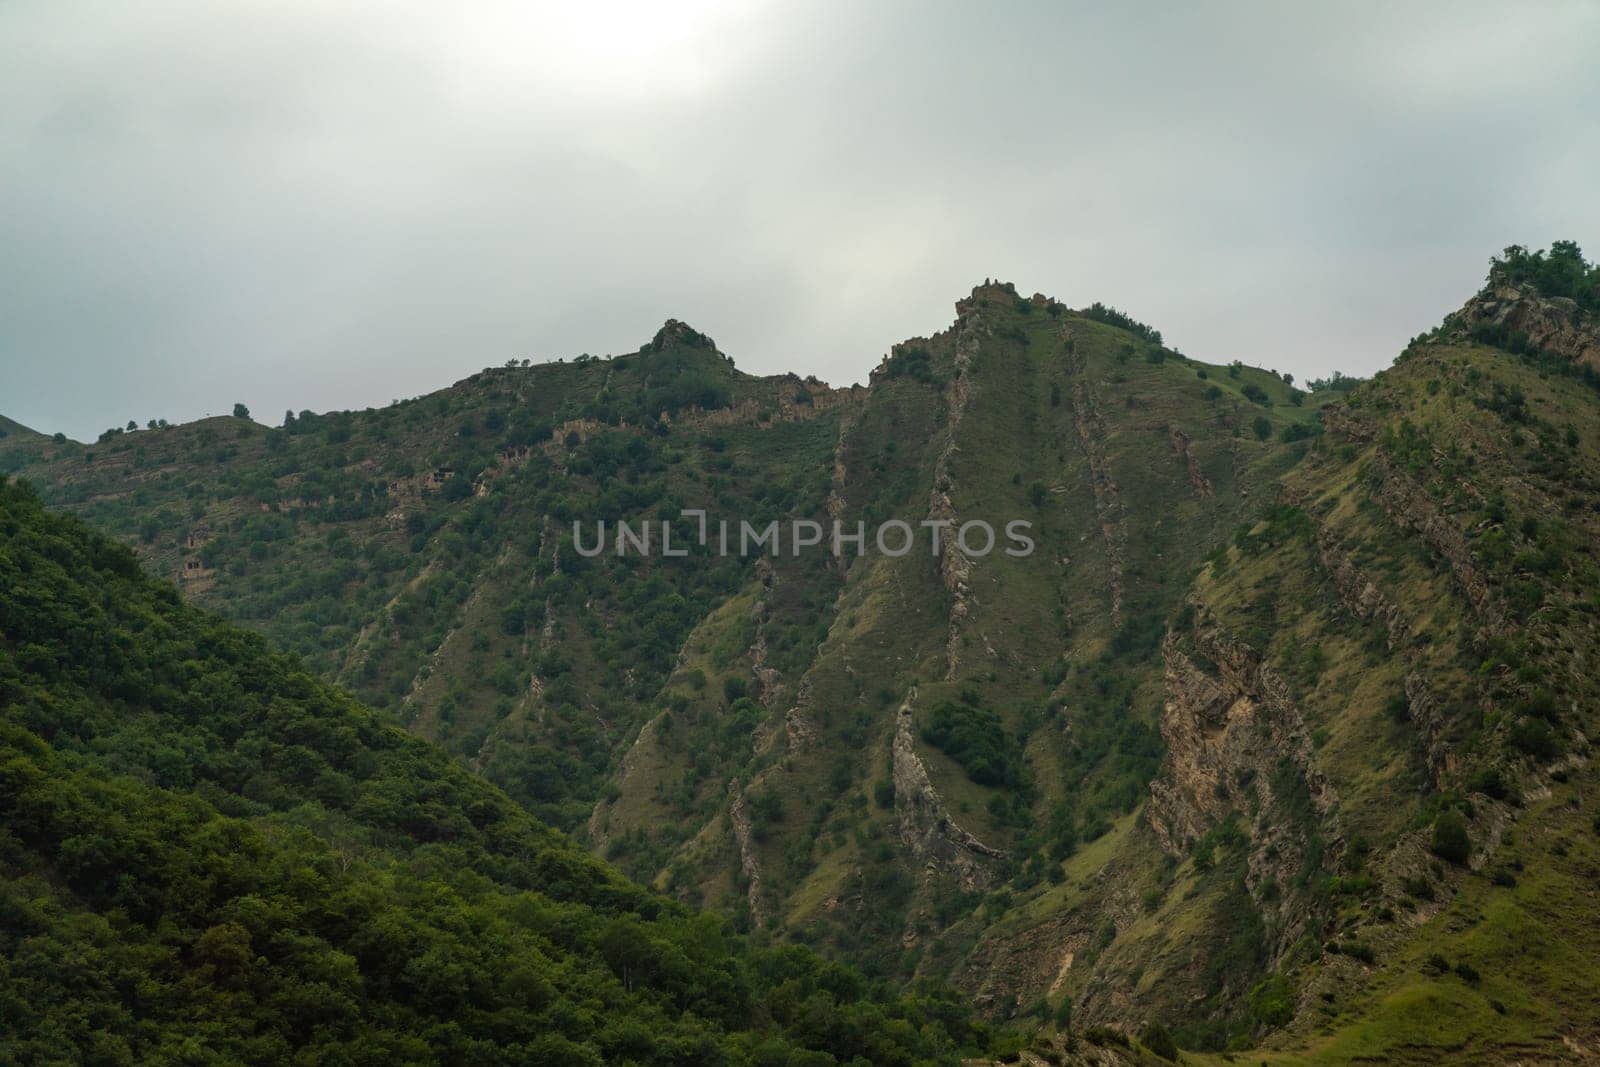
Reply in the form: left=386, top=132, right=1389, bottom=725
left=6, top=244, right=1600, bottom=1062
left=0, top=476, right=993, bottom=1065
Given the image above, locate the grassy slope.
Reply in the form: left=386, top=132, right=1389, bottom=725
left=11, top=271, right=1600, bottom=1060
left=1136, top=335, right=1600, bottom=1060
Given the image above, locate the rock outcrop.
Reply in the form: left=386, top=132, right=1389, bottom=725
left=728, top=783, right=769, bottom=928
left=1062, top=325, right=1127, bottom=627
left=1148, top=604, right=1339, bottom=957
left=1366, top=451, right=1505, bottom=632
left=1448, top=274, right=1600, bottom=369
left=891, top=688, right=1007, bottom=892
left=1315, top=526, right=1410, bottom=650
left=928, top=310, right=987, bottom=679
left=1168, top=423, right=1214, bottom=499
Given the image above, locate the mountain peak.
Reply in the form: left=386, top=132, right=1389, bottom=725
left=1448, top=253, right=1600, bottom=370
left=646, top=318, right=719, bottom=353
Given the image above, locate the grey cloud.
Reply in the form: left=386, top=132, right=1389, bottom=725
left=2, top=0, right=1598, bottom=439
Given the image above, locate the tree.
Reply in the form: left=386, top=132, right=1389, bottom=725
left=1431, top=810, right=1471, bottom=866
left=1249, top=974, right=1295, bottom=1027
left=233, top=403, right=251, bottom=420
left=1140, top=1022, right=1178, bottom=1061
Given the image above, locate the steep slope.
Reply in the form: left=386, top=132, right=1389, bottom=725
left=949, top=248, right=1600, bottom=1060
left=3, top=324, right=857, bottom=835
left=0, top=476, right=992, bottom=1064
left=592, top=284, right=1322, bottom=986
left=8, top=245, right=1600, bottom=1062
left=0, top=287, right=1335, bottom=1003
left=0, top=414, right=50, bottom=468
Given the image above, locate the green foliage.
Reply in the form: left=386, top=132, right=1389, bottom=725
left=1306, top=370, right=1364, bottom=393
left=1082, top=1025, right=1130, bottom=1048
left=1140, top=1021, right=1178, bottom=1061
left=1431, top=810, right=1472, bottom=866
left=1248, top=974, right=1295, bottom=1028
left=1492, top=241, right=1600, bottom=313
left=1231, top=504, right=1312, bottom=558
left=921, top=701, right=1021, bottom=788
left=0, top=477, right=989, bottom=1065
left=1080, top=302, right=1163, bottom=345
left=884, top=344, right=939, bottom=385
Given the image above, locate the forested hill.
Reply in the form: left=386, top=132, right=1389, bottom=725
left=0, top=475, right=992, bottom=1065
left=7, top=244, right=1600, bottom=1062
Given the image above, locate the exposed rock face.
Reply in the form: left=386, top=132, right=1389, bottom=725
left=1366, top=451, right=1505, bottom=632
left=1061, top=325, right=1127, bottom=627
left=928, top=306, right=988, bottom=679
left=891, top=688, right=1007, bottom=892
left=748, top=560, right=783, bottom=706
left=1148, top=604, right=1339, bottom=956
left=1448, top=276, right=1600, bottom=369
left=1168, top=424, right=1214, bottom=499
left=1315, top=527, right=1409, bottom=650
left=1316, top=402, right=1372, bottom=443
left=1403, top=670, right=1457, bottom=782
left=727, top=783, right=769, bottom=928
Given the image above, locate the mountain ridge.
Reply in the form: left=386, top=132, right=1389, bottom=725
left=6, top=245, right=1600, bottom=1060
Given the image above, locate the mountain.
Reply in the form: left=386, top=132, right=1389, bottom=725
left=0, top=413, right=48, bottom=447
left=6, top=242, right=1600, bottom=1061
left=0, top=475, right=995, bottom=1064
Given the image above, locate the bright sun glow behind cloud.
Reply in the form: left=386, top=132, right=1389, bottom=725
left=435, top=0, right=761, bottom=101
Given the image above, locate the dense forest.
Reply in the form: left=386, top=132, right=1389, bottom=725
left=0, top=476, right=994, bottom=1065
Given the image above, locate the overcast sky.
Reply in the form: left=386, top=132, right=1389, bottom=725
left=3, top=1, right=1598, bottom=441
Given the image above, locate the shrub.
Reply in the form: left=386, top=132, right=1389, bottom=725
left=1082, top=1026, right=1129, bottom=1049
left=1469, top=766, right=1510, bottom=799
left=1139, top=1022, right=1178, bottom=1061
left=1402, top=875, right=1435, bottom=901
left=1510, top=718, right=1561, bottom=761
left=1431, top=810, right=1472, bottom=866
left=1081, top=302, right=1163, bottom=345
left=1336, top=940, right=1376, bottom=964
left=1492, top=241, right=1600, bottom=313
left=921, top=701, right=1018, bottom=787
left=1248, top=974, right=1295, bottom=1027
